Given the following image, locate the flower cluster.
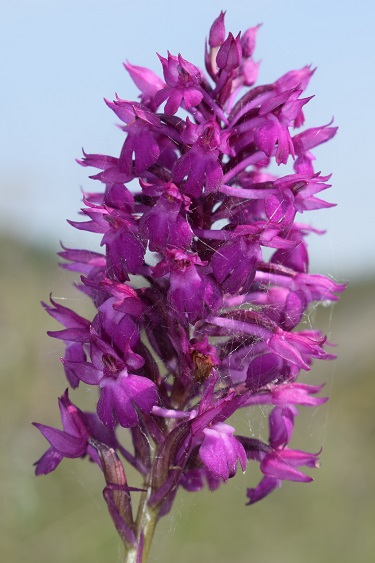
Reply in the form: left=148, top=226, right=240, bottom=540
left=34, top=12, right=344, bottom=559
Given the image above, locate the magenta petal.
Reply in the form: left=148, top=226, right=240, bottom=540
left=34, top=448, right=63, bottom=475
left=246, top=476, right=281, bottom=505
left=180, top=468, right=205, bottom=492
left=183, top=87, right=203, bottom=111
left=279, top=448, right=320, bottom=468
left=265, top=191, right=295, bottom=224
left=261, top=449, right=318, bottom=482
left=47, top=327, right=90, bottom=342
left=62, top=360, right=102, bottom=385
left=272, top=383, right=328, bottom=407
left=139, top=193, right=193, bottom=252
left=97, top=386, right=117, bottom=429
left=124, top=61, right=164, bottom=97
left=199, top=423, right=247, bottom=480
left=269, top=406, right=296, bottom=448
left=261, top=456, right=312, bottom=482
left=103, top=226, right=145, bottom=280
left=123, top=374, right=159, bottom=414
left=216, top=32, right=241, bottom=71
left=211, top=238, right=259, bottom=293
left=98, top=374, right=158, bottom=429
left=246, top=352, right=284, bottom=389
left=268, top=333, right=310, bottom=370
left=209, top=11, right=226, bottom=48
left=63, top=342, right=86, bottom=388
left=33, top=423, right=86, bottom=458
left=254, top=119, right=279, bottom=157
left=58, top=390, right=88, bottom=437
left=42, top=297, right=90, bottom=329
left=164, top=90, right=183, bottom=115
left=241, top=24, right=261, bottom=58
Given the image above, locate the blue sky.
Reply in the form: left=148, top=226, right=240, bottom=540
left=1, top=0, right=374, bottom=280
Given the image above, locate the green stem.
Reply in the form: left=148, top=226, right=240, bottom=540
left=124, top=487, right=160, bottom=563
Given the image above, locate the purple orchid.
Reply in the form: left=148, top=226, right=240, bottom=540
left=245, top=405, right=321, bottom=504
left=199, top=422, right=247, bottom=483
left=34, top=12, right=345, bottom=562
left=33, top=390, right=118, bottom=475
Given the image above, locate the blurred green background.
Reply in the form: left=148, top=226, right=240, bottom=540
left=1, top=235, right=374, bottom=563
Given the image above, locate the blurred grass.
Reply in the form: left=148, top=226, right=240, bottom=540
left=1, top=235, right=374, bottom=562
